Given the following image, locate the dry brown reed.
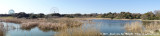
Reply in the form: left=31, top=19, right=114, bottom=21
left=20, top=22, right=39, bottom=30
left=38, top=22, right=67, bottom=30
left=144, top=21, right=160, bottom=33
left=0, top=22, right=5, bottom=36
left=2, top=19, right=22, bottom=24
left=54, top=29, right=101, bottom=36
left=0, top=17, right=84, bottom=31
left=125, top=21, right=160, bottom=34
left=38, top=18, right=83, bottom=31
left=0, top=23, right=4, bottom=28
left=125, top=22, right=143, bottom=33
left=54, top=25, right=101, bottom=36
left=0, top=29, right=4, bottom=36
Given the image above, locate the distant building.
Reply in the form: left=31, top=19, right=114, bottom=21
left=8, top=9, right=15, bottom=14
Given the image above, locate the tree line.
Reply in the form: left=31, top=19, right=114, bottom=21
left=96, top=12, right=141, bottom=19
left=0, top=10, right=160, bottom=20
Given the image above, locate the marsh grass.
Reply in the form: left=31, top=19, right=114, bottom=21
left=0, top=22, right=5, bottom=36
left=38, top=18, right=83, bottom=31
left=125, top=21, right=160, bottom=34
left=0, top=23, right=4, bottom=36
left=0, top=29, right=5, bottom=36
left=54, top=23, right=102, bottom=36
left=2, top=19, right=22, bottom=24
left=0, top=17, right=84, bottom=31
left=0, top=22, right=17, bottom=36
left=20, top=22, right=39, bottom=30
left=1, top=17, right=100, bottom=36
left=9, top=18, right=83, bottom=31
left=144, top=21, right=160, bottom=33
left=38, top=22, right=67, bottom=31
left=54, top=28, right=101, bottom=36
left=125, top=22, right=143, bottom=33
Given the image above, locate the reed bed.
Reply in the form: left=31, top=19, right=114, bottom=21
left=0, top=23, right=4, bottom=28
left=0, top=29, right=4, bottom=36
left=38, top=18, right=83, bottom=31
left=125, top=21, right=160, bottom=34
left=54, top=29, right=101, bottom=36
left=58, top=19, right=83, bottom=27
left=0, top=17, right=87, bottom=36
left=0, top=22, right=17, bottom=36
left=0, top=23, right=5, bottom=36
left=38, top=22, right=67, bottom=30
left=0, top=17, right=84, bottom=31
left=20, top=22, right=39, bottom=30
left=125, top=22, right=143, bottom=33
left=1, top=18, right=22, bottom=24
left=54, top=24, right=101, bottom=36
left=144, top=21, right=160, bottom=33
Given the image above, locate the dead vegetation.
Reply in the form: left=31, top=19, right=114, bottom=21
left=54, top=23, right=102, bottom=36
left=20, top=22, right=39, bottom=30
left=0, top=17, right=83, bottom=31
left=125, top=21, right=160, bottom=34
left=125, top=22, right=143, bottom=33
left=38, top=22, right=67, bottom=30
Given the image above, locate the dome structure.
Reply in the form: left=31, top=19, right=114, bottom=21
left=8, top=9, right=15, bottom=14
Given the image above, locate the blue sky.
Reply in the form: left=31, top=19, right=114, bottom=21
left=0, top=0, right=160, bottom=14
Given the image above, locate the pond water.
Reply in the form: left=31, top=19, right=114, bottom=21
left=0, top=19, right=142, bottom=36
left=91, top=19, right=142, bottom=33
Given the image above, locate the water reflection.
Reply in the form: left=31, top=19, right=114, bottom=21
left=92, top=19, right=141, bottom=33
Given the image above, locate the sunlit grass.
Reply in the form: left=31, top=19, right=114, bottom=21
left=125, top=22, right=143, bottom=33
left=54, top=23, right=102, bottom=36
left=0, top=17, right=83, bottom=31
left=0, top=17, right=102, bottom=36
left=0, top=22, right=4, bottom=36
left=20, top=22, right=39, bottom=30
left=125, top=21, right=160, bottom=35
left=144, top=21, right=160, bottom=33
left=38, top=18, right=83, bottom=31
left=0, top=17, right=15, bottom=19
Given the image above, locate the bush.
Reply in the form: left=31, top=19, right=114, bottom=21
left=141, top=12, right=156, bottom=20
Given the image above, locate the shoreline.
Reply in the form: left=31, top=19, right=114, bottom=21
left=0, top=17, right=160, bottom=21
left=72, top=18, right=141, bottom=20
left=73, top=18, right=160, bottom=21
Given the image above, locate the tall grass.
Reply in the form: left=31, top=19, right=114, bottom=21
left=54, top=28, right=101, bottom=36
left=144, top=21, right=160, bottom=33
left=125, top=22, right=143, bottom=33
left=54, top=23, right=102, bottom=36
left=125, top=21, right=160, bottom=34
left=20, top=22, right=39, bottom=30
left=38, top=18, right=83, bottom=31
left=38, top=22, right=67, bottom=31
left=0, top=23, right=5, bottom=36
left=0, top=29, right=4, bottom=36
left=2, top=18, right=22, bottom=24
left=0, top=17, right=84, bottom=31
